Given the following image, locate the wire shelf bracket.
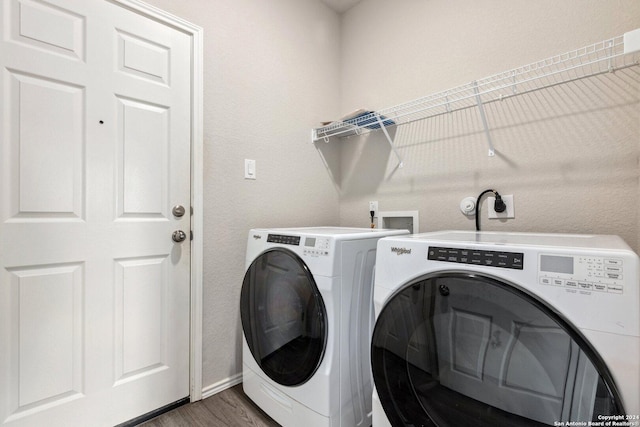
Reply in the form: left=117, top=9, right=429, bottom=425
left=311, top=28, right=640, bottom=161
left=472, top=81, right=495, bottom=157
left=375, top=113, right=404, bottom=168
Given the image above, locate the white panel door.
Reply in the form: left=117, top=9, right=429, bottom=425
left=0, top=0, right=192, bottom=426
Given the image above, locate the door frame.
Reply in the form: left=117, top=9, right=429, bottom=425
left=112, top=0, right=204, bottom=402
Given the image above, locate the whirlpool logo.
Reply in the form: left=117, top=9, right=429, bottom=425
left=391, top=247, right=412, bottom=256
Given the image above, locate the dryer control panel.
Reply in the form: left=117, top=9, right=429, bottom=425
left=538, top=254, right=624, bottom=294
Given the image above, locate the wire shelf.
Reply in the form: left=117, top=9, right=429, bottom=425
left=312, top=30, right=640, bottom=144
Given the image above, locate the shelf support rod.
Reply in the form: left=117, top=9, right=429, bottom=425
left=472, top=81, right=496, bottom=157
left=375, top=113, right=404, bottom=168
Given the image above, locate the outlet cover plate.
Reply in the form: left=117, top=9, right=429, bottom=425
left=488, top=195, right=514, bottom=219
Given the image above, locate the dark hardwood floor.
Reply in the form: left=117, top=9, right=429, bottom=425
left=139, top=384, right=280, bottom=427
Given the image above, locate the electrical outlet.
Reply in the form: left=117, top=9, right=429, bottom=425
left=488, top=195, right=514, bottom=219
left=369, top=201, right=378, bottom=216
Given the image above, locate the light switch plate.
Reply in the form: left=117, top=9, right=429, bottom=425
left=244, top=159, right=256, bottom=180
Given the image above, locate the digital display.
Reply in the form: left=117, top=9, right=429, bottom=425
left=305, top=237, right=316, bottom=247
left=540, top=255, right=574, bottom=274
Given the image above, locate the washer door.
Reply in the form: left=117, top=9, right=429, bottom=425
left=241, top=248, right=327, bottom=386
left=372, top=272, right=623, bottom=426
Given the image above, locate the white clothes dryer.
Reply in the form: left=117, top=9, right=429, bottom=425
left=241, top=227, right=409, bottom=427
left=371, top=231, right=640, bottom=426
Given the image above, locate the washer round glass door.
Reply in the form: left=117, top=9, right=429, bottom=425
left=241, top=248, right=327, bottom=386
left=371, top=272, right=623, bottom=426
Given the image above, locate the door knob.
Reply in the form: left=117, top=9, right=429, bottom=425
left=172, top=205, right=186, bottom=217
left=172, top=230, right=187, bottom=243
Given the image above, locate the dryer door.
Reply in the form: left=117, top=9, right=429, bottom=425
left=241, top=248, right=327, bottom=386
left=372, top=272, right=623, bottom=426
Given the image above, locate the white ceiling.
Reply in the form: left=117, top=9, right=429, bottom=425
left=320, top=0, right=363, bottom=13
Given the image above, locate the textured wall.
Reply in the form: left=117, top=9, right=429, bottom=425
left=141, top=0, right=341, bottom=389
left=134, top=0, right=640, bottom=394
left=336, top=0, right=640, bottom=252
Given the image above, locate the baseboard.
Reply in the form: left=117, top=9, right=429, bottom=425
left=201, top=372, right=243, bottom=400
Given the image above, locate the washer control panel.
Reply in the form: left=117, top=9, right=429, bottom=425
left=302, top=236, right=330, bottom=257
left=538, top=254, right=624, bottom=294
left=428, top=247, right=524, bottom=270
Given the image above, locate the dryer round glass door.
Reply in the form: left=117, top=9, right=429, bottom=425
left=371, top=272, right=623, bottom=426
left=241, top=248, right=327, bottom=386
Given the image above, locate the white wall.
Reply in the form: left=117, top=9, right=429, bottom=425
left=138, top=0, right=640, bottom=394
left=141, top=0, right=341, bottom=390
left=336, top=0, right=640, bottom=253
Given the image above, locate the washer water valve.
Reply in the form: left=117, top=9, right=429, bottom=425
left=460, top=197, right=476, bottom=216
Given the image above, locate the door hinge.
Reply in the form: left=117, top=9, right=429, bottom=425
left=190, top=230, right=193, bottom=241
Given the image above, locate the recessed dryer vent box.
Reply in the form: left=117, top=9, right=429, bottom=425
left=377, top=211, right=419, bottom=234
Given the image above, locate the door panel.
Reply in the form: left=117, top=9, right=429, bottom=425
left=116, top=29, right=170, bottom=85
left=9, top=0, right=85, bottom=60
left=116, top=96, right=169, bottom=218
left=6, top=263, right=84, bottom=414
left=5, top=70, right=85, bottom=220
left=114, top=256, right=168, bottom=385
left=0, top=1, right=192, bottom=425
left=446, top=309, right=492, bottom=380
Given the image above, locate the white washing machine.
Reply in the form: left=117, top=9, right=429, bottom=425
left=240, top=227, right=409, bottom=427
left=371, top=230, right=640, bottom=426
